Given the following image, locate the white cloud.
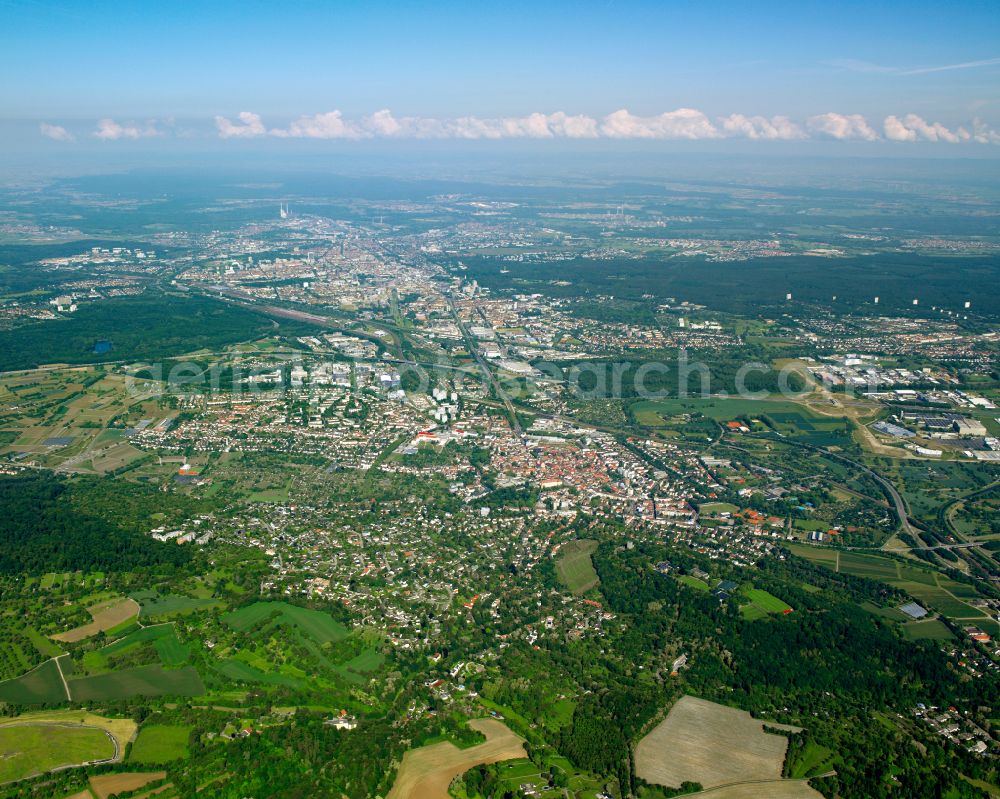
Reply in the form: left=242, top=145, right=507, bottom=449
left=884, top=114, right=966, bottom=143
left=363, top=109, right=405, bottom=137
left=93, top=118, right=162, bottom=140
left=971, top=118, right=1000, bottom=145
left=214, top=111, right=267, bottom=138
left=599, top=108, right=720, bottom=139
left=546, top=111, right=600, bottom=139
left=719, top=114, right=805, bottom=140
left=883, top=115, right=917, bottom=142
left=39, top=122, right=74, bottom=142
left=273, top=111, right=367, bottom=139
left=209, top=108, right=1000, bottom=145
left=807, top=112, right=880, bottom=141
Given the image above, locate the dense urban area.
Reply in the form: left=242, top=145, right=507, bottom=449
left=1, top=165, right=999, bottom=799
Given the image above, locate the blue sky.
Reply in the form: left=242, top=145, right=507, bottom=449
left=3, top=0, right=1000, bottom=148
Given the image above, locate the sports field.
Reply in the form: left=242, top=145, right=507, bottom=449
left=678, top=574, right=710, bottom=591
left=555, top=539, right=600, bottom=595
left=699, top=501, right=740, bottom=516
left=741, top=588, right=793, bottom=620
left=386, top=718, right=526, bottom=799
left=635, top=696, right=802, bottom=790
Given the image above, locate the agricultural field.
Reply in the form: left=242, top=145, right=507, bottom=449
left=554, top=539, right=599, bottom=595
left=386, top=718, right=526, bottom=799
left=0, top=369, right=173, bottom=475
left=68, top=664, right=205, bottom=702
left=52, top=596, right=140, bottom=643
left=0, top=657, right=69, bottom=704
left=686, top=783, right=823, bottom=799
left=0, top=724, right=114, bottom=783
left=128, top=724, right=192, bottom=764
left=787, top=544, right=994, bottom=629
left=634, top=696, right=801, bottom=790
left=81, top=624, right=190, bottom=672
left=0, top=707, right=136, bottom=783
left=88, top=771, right=167, bottom=799
left=130, top=590, right=219, bottom=619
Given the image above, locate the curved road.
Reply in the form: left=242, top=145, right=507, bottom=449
left=750, top=433, right=932, bottom=548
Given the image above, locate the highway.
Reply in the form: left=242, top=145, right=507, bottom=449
left=749, top=432, right=934, bottom=548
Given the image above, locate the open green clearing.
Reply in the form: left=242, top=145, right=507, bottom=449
left=128, top=724, right=192, bottom=764
left=788, top=741, right=836, bottom=779
left=630, top=396, right=852, bottom=448
left=0, top=724, right=114, bottom=783
left=343, top=649, right=385, bottom=673
left=901, top=619, right=955, bottom=641
left=554, top=539, right=600, bottom=595
left=130, top=590, right=219, bottom=618
left=223, top=601, right=348, bottom=643
left=631, top=397, right=816, bottom=425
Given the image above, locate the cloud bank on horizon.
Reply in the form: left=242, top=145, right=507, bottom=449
left=215, top=109, right=1000, bottom=144
left=41, top=109, right=1000, bottom=145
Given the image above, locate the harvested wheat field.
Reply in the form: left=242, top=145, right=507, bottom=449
left=694, top=780, right=823, bottom=798
left=53, top=597, right=140, bottom=643
left=387, top=718, right=526, bottom=799
left=635, top=695, right=804, bottom=791
left=89, top=771, right=166, bottom=799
